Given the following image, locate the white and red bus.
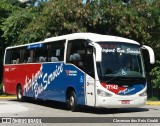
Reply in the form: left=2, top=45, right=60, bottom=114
left=3, top=33, right=155, bottom=111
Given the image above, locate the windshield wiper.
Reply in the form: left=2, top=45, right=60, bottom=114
left=106, top=75, right=125, bottom=84
left=132, top=77, right=146, bottom=83
left=105, top=76, right=146, bottom=84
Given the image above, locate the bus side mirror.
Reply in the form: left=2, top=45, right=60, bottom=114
left=85, top=45, right=93, bottom=55
left=142, top=45, right=155, bottom=64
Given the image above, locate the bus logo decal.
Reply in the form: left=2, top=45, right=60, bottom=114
left=118, top=88, right=135, bottom=95
left=121, top=69, right=127, bottom=75
left=24, top=63, right=63, bottom=98
left=65, top=70, right=77, bottom=76
left=80, top=76, right=83, bottom=83
left=101, top=82, right=143, bottom=95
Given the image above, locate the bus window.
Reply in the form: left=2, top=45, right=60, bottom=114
left=19, top=48, right=25, bottom=63
left=66, top=39, right=86, bottom=71
left=85, top=52, right=95, bottom=78
left=5, top=47, right=29, bottom=64
left=47, top=40, right=65, bottom=62
left=34, top=47, right=46, bottom=63
left=11, top=49, right=21, bottom=64
left=23, top=49, right=30, bottom=63
left=5, top=49, right=12, bottom=64
left=66, top=39, right=95, bottom=77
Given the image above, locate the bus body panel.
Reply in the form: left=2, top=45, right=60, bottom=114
left=3, top=63, right=85, bottom=105
left=95, top=81, right=147, bottom=108
left=96, top=95, right=147, bottom=108
left=3, top=64, right=41, bottom=95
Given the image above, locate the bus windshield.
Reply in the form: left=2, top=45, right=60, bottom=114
left=96, top=42, right=145, bottom=83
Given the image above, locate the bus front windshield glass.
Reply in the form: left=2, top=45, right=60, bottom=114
left=96, top=42, right=146, bottom=84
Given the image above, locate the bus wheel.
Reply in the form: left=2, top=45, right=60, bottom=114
left=17, top=86, right=24, bottom=102
left=69, top=91, right=78, bottom=112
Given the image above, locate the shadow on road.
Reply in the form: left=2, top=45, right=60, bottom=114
left=10, top=99, right=149, bottom=114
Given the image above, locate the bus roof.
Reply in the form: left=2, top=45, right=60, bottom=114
left=44, top=33, right=140, bottom=44
left=6, top=33, right=140, bottom=49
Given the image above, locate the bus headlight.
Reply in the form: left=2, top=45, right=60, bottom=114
left=97, top=89, right=112, bottom=97
left=139, top=90, right=147, bottom=96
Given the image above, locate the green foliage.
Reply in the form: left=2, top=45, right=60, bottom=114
left=0, top=0, right=15, bottom=80
left=150, top=61, right=160, bottom=88
left=0, top=83, right=2, bottom=89
left=18, top=0, right=88, bottom=43
left=0, top=82, right=3, bottom=95
left=2, top=7, right=40, bottom=45
left=97, top=0, right=160, bottom=46
left=1, top=0, right=160, bottom=46
left=0, top=0, right=14, bottom=36
left=148, top=96, right=160, bottom=101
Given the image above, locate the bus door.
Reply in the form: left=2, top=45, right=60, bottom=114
left=85, top=49, right=95, bottom=106
left=66, top=39, right=96, bottom=106
left=85, top=74, right=95, bottom=106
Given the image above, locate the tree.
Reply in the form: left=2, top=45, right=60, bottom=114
left=150, top=61, right=160, bottom=88
left=2, top=0, right=160, bottom=50
left=1, top=0, right=160, bottom=88
left=2, top=7, right=40, bottom=45
left=18, top=0, right=88, bottom=43
left=0, top=0, right=33, bottom=83
left=0, top=0, right=14, bottom=82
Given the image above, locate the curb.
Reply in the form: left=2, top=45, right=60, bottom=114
left=0, top=96, right=16, bottom=99
left=146, top=101, right=160, bottom=106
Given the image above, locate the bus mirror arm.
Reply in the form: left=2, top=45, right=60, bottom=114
left=142, top=45, right=155, bottom=64
left=93, top=43, right=102, bottom=62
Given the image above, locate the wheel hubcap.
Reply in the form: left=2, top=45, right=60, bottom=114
left=18, top=89, right=22, bottom=99
left=70, top=96, right=74, bottom=107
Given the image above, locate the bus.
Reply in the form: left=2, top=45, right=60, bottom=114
left=3, top=33, right=155, bottom=112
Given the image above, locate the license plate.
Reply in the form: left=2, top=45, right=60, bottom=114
left=121, top=100, right=130, bottom=104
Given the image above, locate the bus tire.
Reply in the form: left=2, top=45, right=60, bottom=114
left=69, top=91, right=78, bottom=112
left=17, top=85, right=25, bottom=102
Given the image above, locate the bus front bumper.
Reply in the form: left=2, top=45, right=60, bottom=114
left=95, top=96, right=147, bottom=108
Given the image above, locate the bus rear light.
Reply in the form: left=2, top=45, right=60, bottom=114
left=139, top=90, right=147, bottom=96
left=97, top=89, right=112, bottom=97
left=3, top=85, right=5, bottom=92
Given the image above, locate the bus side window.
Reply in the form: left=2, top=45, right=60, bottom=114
left=48, top=40, right=65, bottom=62
left=5, top=49, right=12, bottom=64
left=66, top=39, right=86, bottom=71
left=12, top=49, right=20, bottom=64
left=5, top=47, right=28, bottom=64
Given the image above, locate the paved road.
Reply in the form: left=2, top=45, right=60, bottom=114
left=0, top=98, right=160, bottom=126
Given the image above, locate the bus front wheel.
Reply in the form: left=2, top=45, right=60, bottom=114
left=17, top=85, right=25, bottom=102
left=68, top=91, right=78, bottom=112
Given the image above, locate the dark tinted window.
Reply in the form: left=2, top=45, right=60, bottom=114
left=5, top=49, right=12, bottom=64
left=66, top=39, right=86, bottom=70
left=4, top=40, right=65, bottom=64
left=66, top=39, right=95, bottom=78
